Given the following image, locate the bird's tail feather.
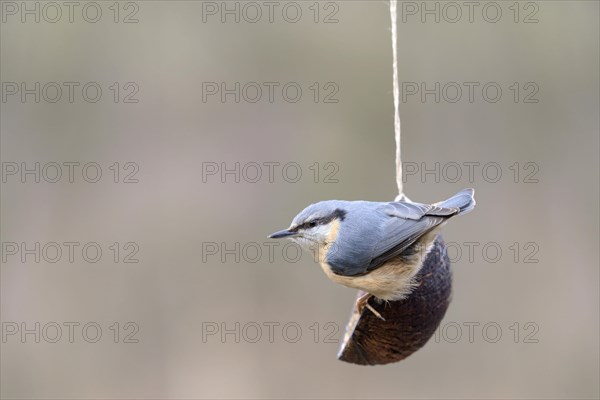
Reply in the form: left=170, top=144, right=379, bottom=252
left=436, top=188, right=476, bottom=215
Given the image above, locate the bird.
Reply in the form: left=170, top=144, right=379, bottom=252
left=268, top=188, right=475, bottom=320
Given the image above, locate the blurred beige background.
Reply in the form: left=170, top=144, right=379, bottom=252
left=1, top=1, right=598, bottom=399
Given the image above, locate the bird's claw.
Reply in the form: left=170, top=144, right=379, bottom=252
left=356, top=293, right=386, bottom=321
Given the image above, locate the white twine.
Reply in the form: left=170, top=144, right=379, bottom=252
left=390, top=0, right=404, bottom=201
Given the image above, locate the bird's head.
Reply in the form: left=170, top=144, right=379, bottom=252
left=268, top=201, right=347, bottom=256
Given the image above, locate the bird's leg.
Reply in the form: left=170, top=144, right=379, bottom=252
left=356, top=292, right=385, bottom=321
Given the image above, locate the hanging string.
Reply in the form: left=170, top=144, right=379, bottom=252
left=390, top=0, right=403, bottom=200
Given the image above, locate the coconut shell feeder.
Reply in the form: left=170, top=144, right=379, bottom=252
left=337, top=236, right=452, bottom=365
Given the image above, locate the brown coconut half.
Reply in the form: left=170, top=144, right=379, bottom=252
left=337, top=235, right=452, bottom=365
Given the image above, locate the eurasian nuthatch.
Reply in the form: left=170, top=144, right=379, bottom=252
left=269, top=189, right=475, bottom=319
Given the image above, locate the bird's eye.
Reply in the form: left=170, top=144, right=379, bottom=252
left=308, top=221, right=317, bottom=228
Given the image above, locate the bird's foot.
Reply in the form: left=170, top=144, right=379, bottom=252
left=356, top=292, right=385, bottom=321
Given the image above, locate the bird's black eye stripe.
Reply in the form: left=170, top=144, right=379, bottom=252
left=296, top=209, right=347, bottom=231
left=299, top=220, right=317, bottom=229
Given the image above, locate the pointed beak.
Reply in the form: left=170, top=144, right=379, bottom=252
left=268, top=229, right=297, bottom=239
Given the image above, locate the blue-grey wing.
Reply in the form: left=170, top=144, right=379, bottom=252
left=325, top=200, right=459, bottom=277
left=365, top=201, right=458, bottom=272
